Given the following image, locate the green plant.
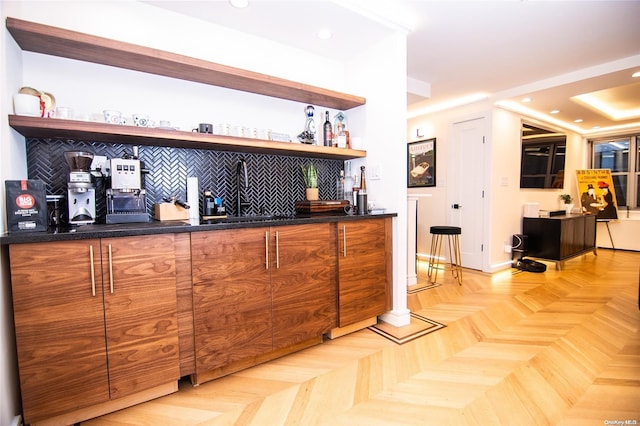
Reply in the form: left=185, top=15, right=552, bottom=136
left=301, top=163, right=318, bottom=188
left=560, top=194, right=573, bottom=204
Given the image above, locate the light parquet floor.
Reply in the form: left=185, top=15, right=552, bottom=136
left=83, top=249, right=640, bottom=426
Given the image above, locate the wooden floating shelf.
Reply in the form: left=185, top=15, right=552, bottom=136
left=9, top=115, right=366, bottom=160
left=6, top=17, right=366, bottom=111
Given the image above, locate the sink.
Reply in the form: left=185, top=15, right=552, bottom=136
left=223, top=215, right=275, bottom=222
left=201, top=215, right=295, bottom=224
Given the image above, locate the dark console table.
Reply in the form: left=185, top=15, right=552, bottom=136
left=522, top=214, right=597, bottom=270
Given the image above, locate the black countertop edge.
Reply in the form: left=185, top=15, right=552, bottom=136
left=1, top=213, right=397, bottom=245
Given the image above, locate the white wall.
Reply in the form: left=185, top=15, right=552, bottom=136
left=597, top=214, right=640, bottom=251
left=0, top=1, right=409, bottom=422
left=16, top=0, right=348, bottom=138
left=345, top=30, right=409, bottom=326
left=407, top=101, right=496, bottom=269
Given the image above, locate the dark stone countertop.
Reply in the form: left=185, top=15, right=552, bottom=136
left=1, top=213, right=397, bottom=245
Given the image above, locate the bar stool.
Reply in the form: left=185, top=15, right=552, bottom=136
left=427, top=226, right=463, bottom=286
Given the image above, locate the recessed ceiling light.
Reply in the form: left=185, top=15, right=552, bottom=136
left=632, top=71, right=640, bottom=78
left=592, top=126, right=601, bottom=129
left=550, top=109, right=560, bottom=114
left=229, top=0, right=249, bottom=9
left=317, top=28, right=333, bottom=40
left=521, top=97, right=531, bottom=103
left=574, top=119, right=583, bottom=123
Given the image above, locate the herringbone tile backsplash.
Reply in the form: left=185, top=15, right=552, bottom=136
left=27, top=138, right=344, bottom=223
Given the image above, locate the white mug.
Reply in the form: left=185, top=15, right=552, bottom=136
left=133, top=113, right=149, bottom=127
left=13, top=93, right=41, bottom=117
left=103, top=110, right=122, bottom=125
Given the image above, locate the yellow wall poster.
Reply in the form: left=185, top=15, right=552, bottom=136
left=576, top=169, right=618, bottom=220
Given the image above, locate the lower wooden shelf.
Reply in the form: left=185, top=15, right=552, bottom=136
left=9, top=115, right=366, bottom=160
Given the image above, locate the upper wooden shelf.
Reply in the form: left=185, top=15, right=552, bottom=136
left=8, top=115, right=366, bottom=160
left=6, top=17, right=366, bottom=111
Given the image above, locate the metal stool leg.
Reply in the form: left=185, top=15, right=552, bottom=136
left=427, top=233, right=442, bottom=284
left=448, top=234, right=463, bottom=285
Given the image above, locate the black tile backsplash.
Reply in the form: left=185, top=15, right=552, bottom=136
left=27, top=138, right=344, bottom=223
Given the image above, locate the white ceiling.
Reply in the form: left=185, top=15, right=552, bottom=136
left=143, top=0, right=640, bottom=136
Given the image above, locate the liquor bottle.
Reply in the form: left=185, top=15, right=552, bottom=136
left=358, top=166, right=368, bottom=215
left=336, top=122, right=347, bottom=148
left=336, top=170, right=345, bottom=200
left=323, top=111, right=333, bottom=147
left=359, top=166, right=367, bottom=194
left=351, top=173, right=359, bottom=206
left=343, top=166, right=354, bottom=202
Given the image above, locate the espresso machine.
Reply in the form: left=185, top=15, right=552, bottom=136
left=65, top=151, right=96, bottom=225
left=106, top=153, right=149, bottom=224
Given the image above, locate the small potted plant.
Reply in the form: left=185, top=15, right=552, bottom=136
left=560, top=194, right=574, bottom=214
left=301, top=163, right=319, bottom=200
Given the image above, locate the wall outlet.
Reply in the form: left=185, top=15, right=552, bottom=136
left=504, top=244, right=512, bottom=254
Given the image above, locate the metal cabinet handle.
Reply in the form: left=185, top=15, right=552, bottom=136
left=275, top=232, right=280, bottom=269
left=343, top=225, right=347, bottom=257
left=265, top=231, right=269, bottom=270
left=89, top=245, right=96, bottom=297
left=108, top=244, right=114, bottom=294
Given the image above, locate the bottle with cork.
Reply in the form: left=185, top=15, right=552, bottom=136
left=358, top=165, right=367, bottom=215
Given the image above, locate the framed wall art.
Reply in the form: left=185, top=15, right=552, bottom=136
left=408, top=138, right=436, bottom=187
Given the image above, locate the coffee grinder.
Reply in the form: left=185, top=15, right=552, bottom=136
left=65, top=151, right=96, bottom=225
left=106, top=149, right=149, bottom=224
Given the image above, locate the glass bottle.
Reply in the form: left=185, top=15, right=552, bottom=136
left=343, top=169, right=354, bottom=202
left=335, top=122, right=347, bottom=148
left=203, top=190, right=215, bottom=217
left=336, top=170, right=345, bottom=200
left=323, top=111, right=333, bottom=147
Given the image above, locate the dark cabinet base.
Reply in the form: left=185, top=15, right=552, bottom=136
left=522, top=214, right=597, bottom=270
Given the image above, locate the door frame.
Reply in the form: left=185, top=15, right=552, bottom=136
left=447, top=114, right=491, bottom=272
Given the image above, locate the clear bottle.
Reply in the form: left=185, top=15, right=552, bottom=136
left=336, top=170, right=345, bottom=200
left=351, top=173, right=359, bottom=206
left=335, top=122, right=347, bottom=148
left=343, top=172, right=354, bottom=202
left=323, top=111, right=333, bottom=147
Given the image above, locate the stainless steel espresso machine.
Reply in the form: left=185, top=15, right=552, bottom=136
left=106, top=153, right=149, bottom=224
left=65, top=151, right=96, bottom=225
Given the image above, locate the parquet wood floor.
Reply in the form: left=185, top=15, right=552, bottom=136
left=83, top=249, right=640, bottom=425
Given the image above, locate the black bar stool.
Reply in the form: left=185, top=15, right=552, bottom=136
left=427, top=226, right=462, bottom=285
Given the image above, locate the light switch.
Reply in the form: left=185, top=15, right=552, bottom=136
left=370, top=164, right=381, bottom=180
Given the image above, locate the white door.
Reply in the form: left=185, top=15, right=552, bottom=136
left=448, top=117, right=486, bottom=270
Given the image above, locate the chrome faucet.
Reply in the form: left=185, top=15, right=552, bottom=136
left=236, top=158, right=250, bottom=216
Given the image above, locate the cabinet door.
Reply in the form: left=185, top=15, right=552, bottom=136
left=338, top=219, right=388, bottom=326
left=191, top=228, right=273, bottom=372
left=9, top=240, right=109, bottom=424
left=102, top=234, right=180, bottom=399
left=271, top=223, right=337, bottom=349
left=559, top=217, right=580, bottom=258
left=523, top=218, right=562, bottom=259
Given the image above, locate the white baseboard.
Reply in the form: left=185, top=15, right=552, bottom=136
left=11, top=414, right=23, bottom=426
left=380, top=309, right=411, bottom=327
